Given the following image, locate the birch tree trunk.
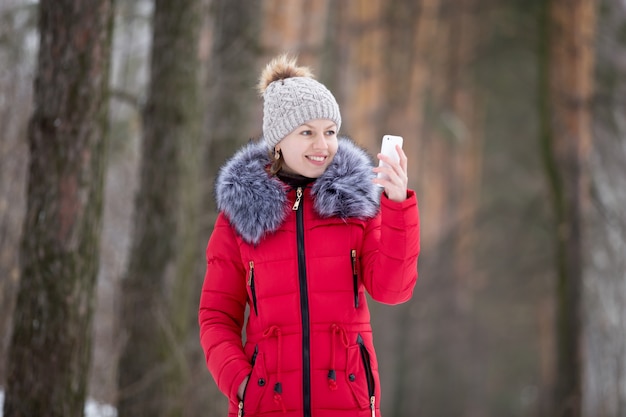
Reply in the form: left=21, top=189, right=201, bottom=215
left=3, top=0, right=113, bottom=415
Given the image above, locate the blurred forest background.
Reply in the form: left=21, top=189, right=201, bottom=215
left=0, top=0, right=625, bottom=416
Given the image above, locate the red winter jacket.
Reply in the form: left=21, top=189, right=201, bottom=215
left=199, top=139, right=420, bottom=417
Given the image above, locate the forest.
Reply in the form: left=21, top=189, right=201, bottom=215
left=0, top=0, right=625, bottom=416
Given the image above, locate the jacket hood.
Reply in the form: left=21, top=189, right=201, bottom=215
left=215, top=137, right=380, bottom=245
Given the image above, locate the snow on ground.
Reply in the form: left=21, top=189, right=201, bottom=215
left=0, top=389, right=117, bottom=417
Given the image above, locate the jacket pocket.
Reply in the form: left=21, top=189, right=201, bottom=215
left=346, top=334, right=376, bottom=410
left=357, top=334, right=376, bottom=416
left=248, top=261, right=258, bottom=316
left=351, top=249, right=359, bottom=308
left=240, top=345, right=268, bottom=416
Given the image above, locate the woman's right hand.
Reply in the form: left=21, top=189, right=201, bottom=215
left=237, top=375, right=249, bottom=400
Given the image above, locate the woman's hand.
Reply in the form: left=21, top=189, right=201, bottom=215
left=237, top=375, right=249, bottom=400
left=372, top=144, right=408, bottom=202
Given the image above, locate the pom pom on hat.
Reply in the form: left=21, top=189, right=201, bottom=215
left=258, top=54, right=342, bottom=150
left=257, top=55, right=313, bottom=94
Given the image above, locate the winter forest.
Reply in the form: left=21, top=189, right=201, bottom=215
left=0, top=0, right=625, bottom=416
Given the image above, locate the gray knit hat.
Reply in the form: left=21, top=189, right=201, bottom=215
left=258, top=55, right=342, bottom=150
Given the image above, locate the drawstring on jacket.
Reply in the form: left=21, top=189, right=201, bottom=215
left=263, top=325, right=287, bottom=413
left=328, top=324, right=349, bottom=390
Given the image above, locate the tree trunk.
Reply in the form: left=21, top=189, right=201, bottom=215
left=379, top=1, right=440, bottom=415
left=331, top=0, right=385, bottom=148
left=583, top=0, right=626, bottom=415
left=191, top=2, right=261, bottom=415
left=538, top=0, right=596, bottom=416
left=261, top=0, right=329, bottom=66
left=205, top=0, right=260, bottom=193
left=116, top=0, right=202, bottom=415
left=446, top=3, right=486, bottom=416
left=3, top=0, right=113, bottom=415
left=0, top=1, right=35, bottom=385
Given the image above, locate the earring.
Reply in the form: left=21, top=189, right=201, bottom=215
left=274, top=149, right=280, bottom=160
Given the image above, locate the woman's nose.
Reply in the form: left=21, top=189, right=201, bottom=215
left=312, top=133, right=328, bottom=149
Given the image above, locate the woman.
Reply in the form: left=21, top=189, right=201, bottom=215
left=199, top=55, right=420, bottom=417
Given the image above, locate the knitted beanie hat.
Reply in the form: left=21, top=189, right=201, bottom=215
left=258, top=54, right=342, bottom=150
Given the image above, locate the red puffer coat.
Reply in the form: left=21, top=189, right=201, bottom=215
left=199, top=138, right=420, bottom=417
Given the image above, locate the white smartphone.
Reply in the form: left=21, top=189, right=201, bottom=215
left=377, top=134, right=403, bottom=183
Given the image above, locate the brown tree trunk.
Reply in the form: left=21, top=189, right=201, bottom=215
left=331, top=0, right=385, bottom=148
left=116, top=0, right=202, bottom=415
left=261, top=0, right=329, bottom=65
left=539, top=0, right=596, bottom=416
left=3, top=0, right=113, bottom=416
left=447, top=2, right=486, bottom=415
left=379, top=2, right=441, bottom=415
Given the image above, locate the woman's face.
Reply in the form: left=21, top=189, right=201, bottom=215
left=276, top=119, right=338, bottom=178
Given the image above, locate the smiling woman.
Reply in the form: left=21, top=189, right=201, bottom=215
left=276, top=119, right=338, bottom=178
left=198, top=54, right=420, bottom=417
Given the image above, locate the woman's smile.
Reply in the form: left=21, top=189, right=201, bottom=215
left=306, top=155, right=327, bottom=164
left=277, top=119, right=338, bottom=178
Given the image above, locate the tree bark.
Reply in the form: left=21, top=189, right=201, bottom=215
left=116, top=0, right=202, bottom=415
left=203, top=0, right=261, bottom=227
left=193, top=2, right=261, bottom=414
left=3, top=0, right=113, bottom=416
left=538, top=0, right=596, bottom=416
left=584, top=0, right=626, bottom=415
left=261, top=0, right=329, bottom=65
left=204, top=0, right=261, bottom=216
left=331, top=0, right=385, bottom=148
left=380, top=1, right=440, bottom=415
left=0, top=1, right=35, bottom=385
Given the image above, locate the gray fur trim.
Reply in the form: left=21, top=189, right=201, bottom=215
left=215, top=137, right=380, bottom=245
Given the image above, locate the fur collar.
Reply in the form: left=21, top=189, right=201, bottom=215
left=215, top=137, right=380, bottom=245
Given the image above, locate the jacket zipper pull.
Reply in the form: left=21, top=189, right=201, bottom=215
left=370, top=395, right=376, bottom=417
left=351, top=250, right=359, bottom=308
left=248, top=261, right=258, bottom=316
left=248, top=261, right=254, bottom=286
left=292, top=187, right=303, bottom=211
left=238, top=400, right=244, bottom=417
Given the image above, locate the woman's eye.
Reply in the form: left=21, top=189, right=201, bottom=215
left=325, top=130, right=336, bottom=136
left=301, top=130, right=312, bottom=136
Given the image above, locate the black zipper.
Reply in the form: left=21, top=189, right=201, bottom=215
left=357, top=334, right=376, bottom=417
left=251, top=344, right=258, bottom=366
left=248, top=261, right=258, bottom=316
left=238, top=345, right=258, bottom=417
left=351, top=249, right=359, bottom=308
left=293, top=187, right=311, bottom=417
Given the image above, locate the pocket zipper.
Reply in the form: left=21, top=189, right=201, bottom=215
left=238, top=345, right=258, bottom=417
left=357, top=334, right=376, bottom=416
left=351, top=250, right=359, bottom=308
left=248, top=261, right=258, bottom=315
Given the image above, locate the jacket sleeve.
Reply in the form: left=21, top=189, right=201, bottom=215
left=198, top=212, right=251, bottom=406
left=361, top=189, right=420, bottom=304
